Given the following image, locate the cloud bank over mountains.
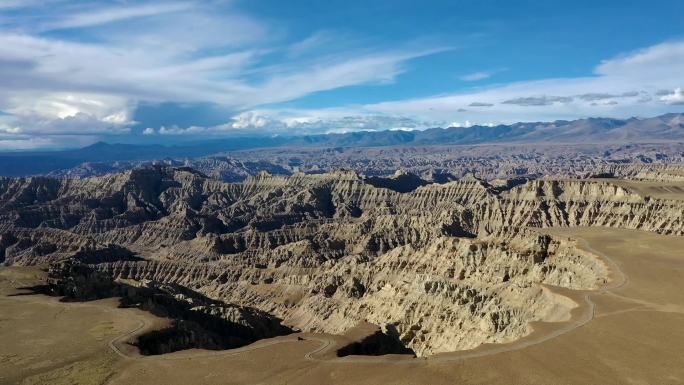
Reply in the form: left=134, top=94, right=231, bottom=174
left=0, top=1, right=682, bottom=149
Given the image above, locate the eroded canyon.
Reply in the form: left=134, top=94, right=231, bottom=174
left=2, top=161, right=684, bottom=363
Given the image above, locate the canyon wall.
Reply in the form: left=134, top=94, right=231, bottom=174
left=1, top=166, right=682, bottom=355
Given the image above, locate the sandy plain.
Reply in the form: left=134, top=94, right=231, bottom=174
left=2, top=226, right=684, bottom=385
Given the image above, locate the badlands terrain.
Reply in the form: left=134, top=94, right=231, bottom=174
left=44, top=142, right=684, bottom=182
left=0, top=155, right=683, bottom=384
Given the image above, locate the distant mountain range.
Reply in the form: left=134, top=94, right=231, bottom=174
left=1, top=113, right=683, bottom=176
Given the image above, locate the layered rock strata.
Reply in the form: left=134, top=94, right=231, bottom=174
left=1, top=166, right=682, bottom=356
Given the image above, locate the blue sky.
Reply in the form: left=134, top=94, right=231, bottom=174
left=0, top=0, right=683, bottom=149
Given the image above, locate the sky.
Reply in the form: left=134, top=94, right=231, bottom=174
left=0, top=0, right=683, bottom=150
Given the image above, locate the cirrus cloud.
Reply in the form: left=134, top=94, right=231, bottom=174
left=357, top=40, right=684, bottom=124
left=1, top=1, right=683, bottom=149
left=0, top=1, right=449, bottom=148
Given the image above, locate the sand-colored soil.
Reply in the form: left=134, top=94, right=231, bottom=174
left=2, top=227, right=684, bottom=385
left=597, top=178, right=684, bottom=201
left=0, top=268, right=167, bottom=385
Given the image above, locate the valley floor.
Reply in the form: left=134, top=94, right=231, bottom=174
left=2, top=227, right=684, bottom=385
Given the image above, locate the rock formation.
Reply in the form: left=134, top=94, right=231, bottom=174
left=1, top=166, right=683, bottom=356
left=43, top=142, right=684, bottom=183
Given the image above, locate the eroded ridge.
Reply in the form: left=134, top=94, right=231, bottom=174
left=1, top=166, right=683, bottom=356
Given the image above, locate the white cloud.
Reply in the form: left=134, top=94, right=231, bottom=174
left=166, top=38, right=684, bottom=136
left=359, top=40, right=684, bottom=124
left=215, top=40, right=684, bottom=133
left=0, top=112, right=131, bottom=136
left=449, top=120, right=494, bottom=128
left=0, top=1, right=449, bottom=147
left=501, top=95, right=573, bottom=106
left=0, top=134, right=98, bottom=150
left=241, top=47, right=450, bottom=107
left=576, top=91, right=639, bottom=101
left=594, top=41, right=684, bottom=80
left=228, top=111, right=274, bottom=130
left=459, top=71, right=493, bottom=81
left=1, top=92, right=130, bottom=120
left=660, top=88, right=684, bottom=105
left=459, top=68, right=507, bottom=82
left=155, top=110, right=439, bottom=136
left=0, top=137, right=56, bottom=150
left=288, top=31, right=336, bottom=57
left=43, top=2, right=194, bottom=30
left=0, top=91, right=133, bottom=137
left=1, top=1, right=683, bottom=146
left=0, top=0, right=64, bottom=9
left=0, top=0, right=448, bottom=136
left=450, top=120, right=473, bottom=128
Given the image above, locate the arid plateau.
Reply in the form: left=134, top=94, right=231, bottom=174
left=1, top=150, right=684, bottom=384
